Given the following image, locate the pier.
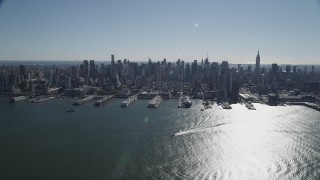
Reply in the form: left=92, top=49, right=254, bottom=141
left=31, top=97, right=55, bottom=103
left=120, top=94, right=138, bottom=107
left=147, top=95, right=162, bottom=108
left=292, top=102, right=320, bottom=111
left=10, top=96, right=27, bottom=102
left=94, top=95, right=115, bottom=106
left=72, top=95, right=95, bottom=105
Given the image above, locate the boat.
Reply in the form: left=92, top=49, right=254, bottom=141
left=147, top=95, right=162, bottom=108
left=222, top=102, right=232, bottom=109
left=66, top=108, right=75, bottom=112
left=204, top=101, right=212, bottom=109
left=203, top=100, right=210, bottom=106
left=120, top=95, right=137, bottom=107
left=171, top=134, right=176, bottom=137
left=183, top=96, right=192, bottom=108
left=245, top=101, right=256, bottom=110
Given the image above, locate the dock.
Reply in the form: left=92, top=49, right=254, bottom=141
left=120, top=94, right=138, bottom=107
left=10, top=96, right=27, bottom=102
left=72, top=95, right=95, bottom=105
left=292, top=102, right=320, bottom=111
left=147, top=95, right=162, bottom=108
left=94, top=95, right=115, bottom=106
left=31, top=97, right=55, bottom=103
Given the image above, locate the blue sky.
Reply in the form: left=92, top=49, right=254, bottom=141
left=0, top=0, right=319, bottom=64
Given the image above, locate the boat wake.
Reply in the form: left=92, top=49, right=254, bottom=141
left=173, top=123, right=230, bottom=137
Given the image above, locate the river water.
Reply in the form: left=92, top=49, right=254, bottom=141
left=0, top=97, right=320, bottom=179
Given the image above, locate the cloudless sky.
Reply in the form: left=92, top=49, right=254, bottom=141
left=0, top=0, right=320, bottom=64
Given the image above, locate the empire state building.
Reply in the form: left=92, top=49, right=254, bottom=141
left=255, top=51, right=260, bottom=75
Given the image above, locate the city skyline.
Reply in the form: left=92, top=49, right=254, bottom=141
left=0, top=0, right=320, bottom=64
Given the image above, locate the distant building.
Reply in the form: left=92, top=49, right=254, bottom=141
left=286, top=65, right=291, bottom=73
left=111, top=54, right=115, bottom=73
left=19, top=65, right=26, bottom=77
left=255, top=51, right=260, bottom=75
left=293, top=66, right=297, bottom=73
left=89, top=60, right=95, bottom=78
left=82, top=60, right=89, bottom=77
left=271, top=63, right=278, bottom=75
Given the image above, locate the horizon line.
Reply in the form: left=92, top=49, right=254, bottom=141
left=0, top=60, right=319, bottom=66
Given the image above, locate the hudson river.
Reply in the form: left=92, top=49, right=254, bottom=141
left=1, top=97, right=320, bottom=179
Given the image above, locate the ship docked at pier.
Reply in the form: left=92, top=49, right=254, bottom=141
left=10, top=96, right=27, bottom=102
left=147, top=95, right=162, bottom=108
left=120, top=95, right=138, bottom=107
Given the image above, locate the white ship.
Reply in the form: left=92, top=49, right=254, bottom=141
left=147, top=95, right=162, bottom=108
left=120, top=95, right=138, bottom=107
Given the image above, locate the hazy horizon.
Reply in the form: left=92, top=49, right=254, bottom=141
left=1, top=60, right=320, bottom=67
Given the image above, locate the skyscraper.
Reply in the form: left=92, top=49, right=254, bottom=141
left=272, top=63, right=278, bottom=76
left=82, top=60, right=89, bottom=77
left=286, top=65, right=291, bottom=73
left=255, top=51, right=260, bottom=75
left=111, top=54, right=115, bottom=74
left=89, top=60, right=95, bottom=77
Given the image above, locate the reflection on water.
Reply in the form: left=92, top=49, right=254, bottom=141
left=0, top=98, right=319, bottom=179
